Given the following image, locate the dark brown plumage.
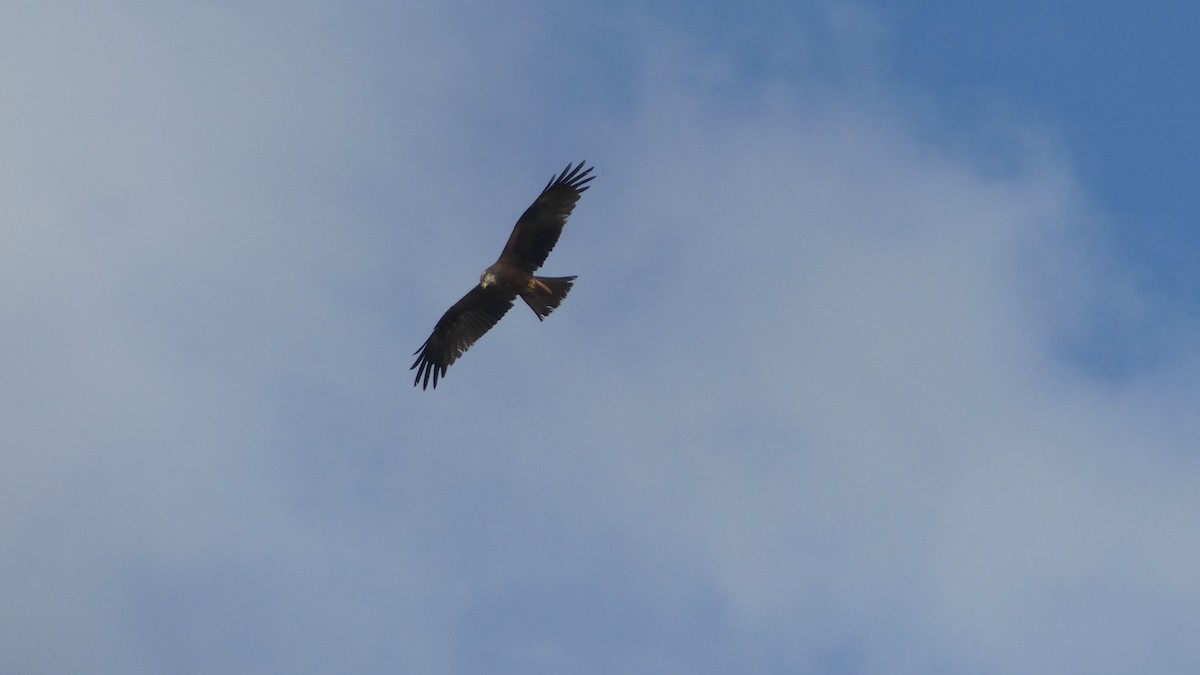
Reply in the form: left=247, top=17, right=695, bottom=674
left=411, top=161, right=594, bottom=389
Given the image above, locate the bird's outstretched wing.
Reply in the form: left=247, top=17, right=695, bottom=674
left=498, top=161, right=594, bottom=273
left=411, top=286, right=515, bottom=389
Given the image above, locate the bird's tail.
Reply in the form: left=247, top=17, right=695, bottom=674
left=521, top=276, right=576, bottom=320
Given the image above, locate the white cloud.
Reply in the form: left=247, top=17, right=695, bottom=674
left=2, top=2, right=1198, bottom=674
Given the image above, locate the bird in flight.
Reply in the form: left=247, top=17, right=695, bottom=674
left=412, top=161, right=594, bottom=389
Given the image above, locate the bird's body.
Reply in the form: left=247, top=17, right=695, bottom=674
left=411, top=161, right=594, bottom=389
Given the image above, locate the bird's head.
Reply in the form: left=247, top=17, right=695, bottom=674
left=480, top=268, right=497, bottom=288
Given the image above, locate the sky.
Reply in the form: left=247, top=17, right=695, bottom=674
left=2, top=1, right=1199, bottom=673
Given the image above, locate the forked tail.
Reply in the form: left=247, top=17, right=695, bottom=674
left=521, top=276, right=576, bottom=320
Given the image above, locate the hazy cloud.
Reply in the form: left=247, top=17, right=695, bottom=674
left=2, top=2, right=1197, bottom=674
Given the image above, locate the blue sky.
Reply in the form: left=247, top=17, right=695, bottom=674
left=887, top=2, right=1200, bottom=308
left=3, top=1, right=1199, bottom=673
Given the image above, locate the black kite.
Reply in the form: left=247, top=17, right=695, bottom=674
left=412, top=161, right=594, bottom=389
